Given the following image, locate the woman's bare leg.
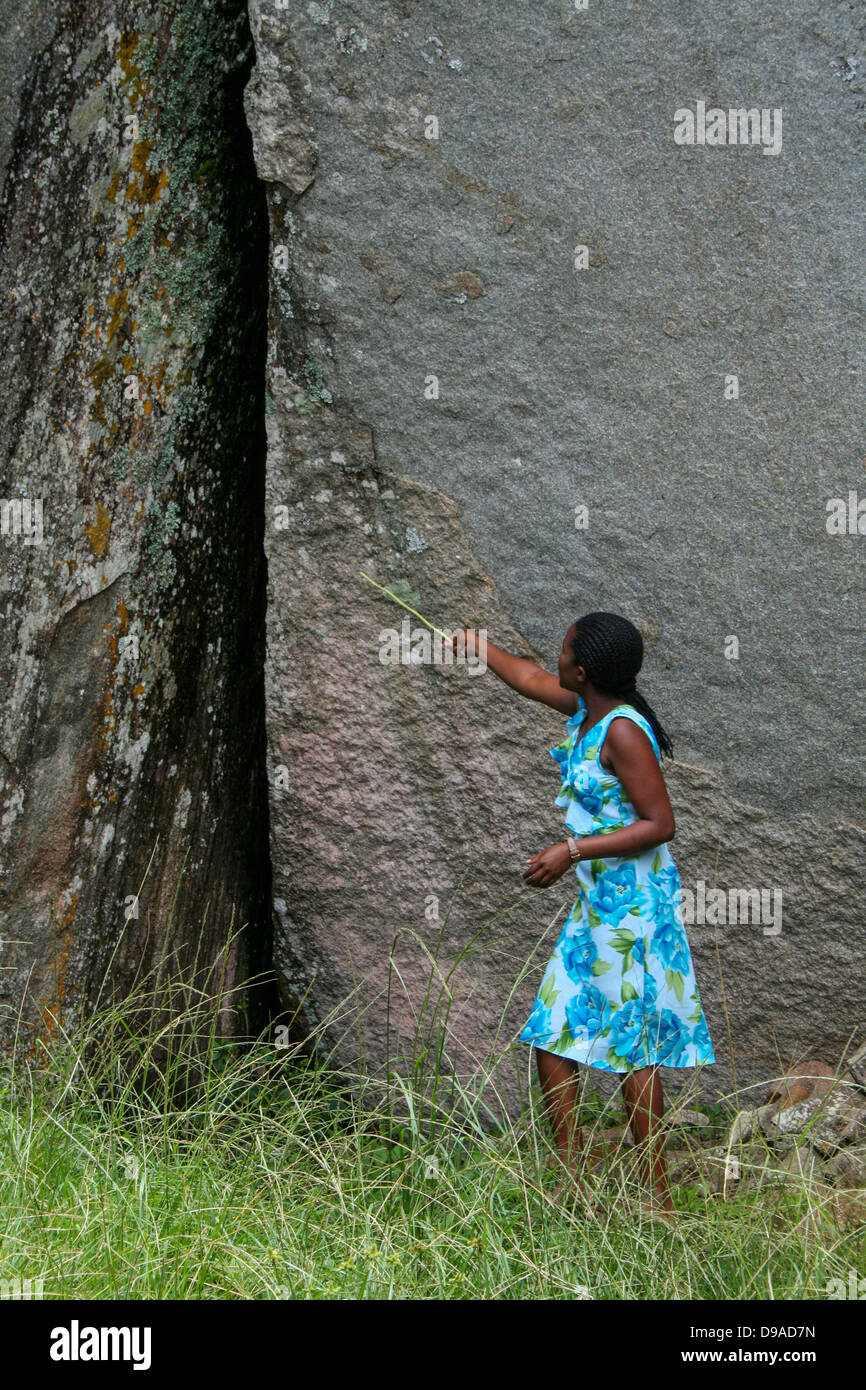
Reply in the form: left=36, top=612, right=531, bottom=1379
left=621, top=1065, right=674, bottom=1212
left=534, top=1047, right=587, bottom=1192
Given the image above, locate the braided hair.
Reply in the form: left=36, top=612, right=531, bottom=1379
left=570, top=612, right=674, bottom=759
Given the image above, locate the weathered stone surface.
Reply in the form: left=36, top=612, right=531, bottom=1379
left=0, top=1, right=273, bottom=1056
left=769, top=1083, right=866, bottom=1153
left=764, top=1060, right=840, bottom=1110
left=825, top=1143, right=866, bottom=1187
left=727, top=1101, right=783, bottom=1146
left=244, top=0, right=865, bottom=1113
left=3, top=1, right=864, bottom=1121
left=696, top=1140, right=772, bottom=1193
left=843, top=1039, right=866, bottom=1089
left=775, top=1144, right=827, bottom=1186
left=673, top=1107, right=710, bottom=1129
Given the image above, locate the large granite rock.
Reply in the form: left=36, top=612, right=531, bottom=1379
left=245, top=0, right=865, bottom=1110
left=0, top=1, right=274, bottom=1056
left=1, top=1, right=862, bottom=1120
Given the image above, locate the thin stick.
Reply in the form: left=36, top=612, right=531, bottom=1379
left=358, top=570, right=453, bottom=639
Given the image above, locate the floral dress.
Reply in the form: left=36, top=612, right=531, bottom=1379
left=517, top=697, right=715, bottom=1073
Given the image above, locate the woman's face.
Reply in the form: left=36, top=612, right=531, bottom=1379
left=558, top=623, right=586, bottom=690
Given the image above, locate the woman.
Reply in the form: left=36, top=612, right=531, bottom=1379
left=455, top=612, right=715, bottom=1221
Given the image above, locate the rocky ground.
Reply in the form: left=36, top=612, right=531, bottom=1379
left=575, top=1042, right=866, bottom=1230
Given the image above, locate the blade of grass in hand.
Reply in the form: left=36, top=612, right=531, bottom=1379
left=358, top=570, right=453, bottom=639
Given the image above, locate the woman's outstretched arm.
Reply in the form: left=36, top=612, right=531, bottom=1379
left=451, top=631, right=579, bottom=715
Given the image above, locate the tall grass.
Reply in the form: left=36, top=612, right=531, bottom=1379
left=0, top=886, right=862, bottom=1300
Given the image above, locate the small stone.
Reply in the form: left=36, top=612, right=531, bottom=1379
left=756, top=1101, right=784, bottom=1135
left=765, top=1060, right=839, bottom=1110
left=825, top=1144, right=866, bottom=1187
left=842, top=1040, right=866, bottom=1089
left=671, top=1107, right=710, bottom=1128
left=769, top=1083, right=866, bottom=1155
left=774, top=1145, right=824, bottom=1184
left=727, top=1108, right=759, bottom=1145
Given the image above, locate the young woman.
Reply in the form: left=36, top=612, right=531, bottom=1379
left=454, top=612, right=715, bottom=1221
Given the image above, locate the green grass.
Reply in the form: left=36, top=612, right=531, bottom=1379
left=0, top=913, right=863, bottom=1300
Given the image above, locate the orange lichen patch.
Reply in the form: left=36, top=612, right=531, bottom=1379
left=126, top=138, right=169, bottom=206
left=106, top=287, right=131, bottom=343
left=117, top=598, right=129, bottom=634
left=55, top=893, right=80, bottom=932
left=118, top=31, right=142, bottom=87
left=133, top=682, right=145, bottom=698
left=87, top=356, right=115, bottom=389
left=38, top=938, right=74, bottom=1047
left=124, top=211, right=147, bottom=244
left=85, top=502, right=112, bottom=558
left=150, top=357, right=168, bottom=394
left=106, top=169, right=122, bottom=204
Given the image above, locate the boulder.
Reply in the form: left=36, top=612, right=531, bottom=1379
left=243, top=0, right=866, bottom=1113
left=0, top=2, right=274, bottom=1060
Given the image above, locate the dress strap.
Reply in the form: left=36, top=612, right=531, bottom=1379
left=600, top=704, right=661, bottom=763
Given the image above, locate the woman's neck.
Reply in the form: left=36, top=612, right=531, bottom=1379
left=579, top=688, right=625, bottom=728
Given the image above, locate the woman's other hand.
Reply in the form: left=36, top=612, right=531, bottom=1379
left=522, top=842, right=572, bottom=886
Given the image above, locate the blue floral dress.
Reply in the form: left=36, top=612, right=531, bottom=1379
left=518, top=697, right=715, bottom=1073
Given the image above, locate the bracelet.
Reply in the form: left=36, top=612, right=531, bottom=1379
left=566, top=836, right=581, bottom=863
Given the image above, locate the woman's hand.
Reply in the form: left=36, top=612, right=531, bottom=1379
left=522, top=842, right=573, bottom=887
left=450, top=628, right=482, bottom=659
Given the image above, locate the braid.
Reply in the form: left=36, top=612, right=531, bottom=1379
left=570, top=612, right=674, bottom=759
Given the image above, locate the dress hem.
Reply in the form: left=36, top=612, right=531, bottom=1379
left=518, top=1034, right=716, bottom=1074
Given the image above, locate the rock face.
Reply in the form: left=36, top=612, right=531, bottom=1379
left=1, top=3, right=863, bottom=1115
left=244, top=0, right=865, bottom=1110
left=0, top=1, right=274, bottom=1054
